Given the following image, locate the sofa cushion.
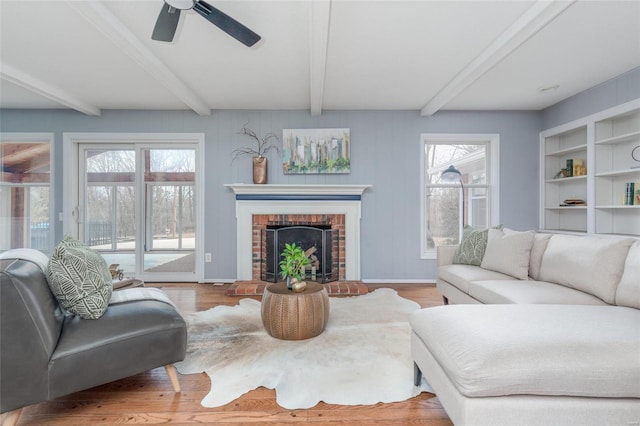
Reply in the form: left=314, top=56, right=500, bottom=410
left=616, top=241, right=640, bottom=309
left=409, top=304, right=640, bottom=398
left=453, top=226, right=503, bottom=266
left=438, top=264, right=514, bottom=294
left=480, top=229, right=535, bottom=280
left=469, top=280, right=607, bottom=305
left=46, top=236, right=113, bottom=319
left=528, top=232, right=552, bottom=280
left=538, top=235, right=634, bottom=304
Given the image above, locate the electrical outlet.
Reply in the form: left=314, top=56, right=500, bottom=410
left=205, top=253, right=212, bottom=262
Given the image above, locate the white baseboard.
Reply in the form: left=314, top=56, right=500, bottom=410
left=203, top=278, right=236, bottom=284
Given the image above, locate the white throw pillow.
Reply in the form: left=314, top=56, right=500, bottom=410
left=529, top=233, right=552, bottom=280
left=480, top=228, right=535, bottom=280
left=616, top=241, right=640, bottom=309
left=539, top=235, right=634, bottom=304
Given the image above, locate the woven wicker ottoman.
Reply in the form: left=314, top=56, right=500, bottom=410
left=261, top=281, right=330, bottom=340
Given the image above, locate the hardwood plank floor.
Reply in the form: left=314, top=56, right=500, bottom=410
left=13, top=283, right=453, bottom=425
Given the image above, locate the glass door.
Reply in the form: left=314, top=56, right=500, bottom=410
left=79, top=145, right=197, bottom=281
left=141, top=148, right=196, bottom=278
left=80, top=146, right=137, bottom=275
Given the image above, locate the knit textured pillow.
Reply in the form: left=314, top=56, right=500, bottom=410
left=453, top=225, right=503, bottom=266
left=46, top=235, right=112, bottom=319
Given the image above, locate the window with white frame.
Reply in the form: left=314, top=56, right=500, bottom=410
left=420, top=134, right=500, bottom=259
left=0, top=134, right=54, bottom=253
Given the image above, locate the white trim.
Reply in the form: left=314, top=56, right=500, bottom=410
left=203, top=278, right=237, bottom=284
left=420, top=0, right=574, bottom=116
left=420, top=133, right=500, bottom=259
left=62, top=132, right=205, bottom=282
left=233, top=201, right=362, bottom=281
left=0, top=133, right=55, bottom=252
left=226, top=185, right=370, bottom=281
left=225, top=183, right=371, bottom=196
left=0, top=64, right=100, bottom=116
left=309, top=0, right=332, bottom=116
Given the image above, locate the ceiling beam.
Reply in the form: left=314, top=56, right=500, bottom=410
left=67, top=0, right=211, bottom=116
left=309, top=0, right=332, bottom=116
left=0, top=63, right=101, bottom=116
left=420, top=0, right=575, bottom=116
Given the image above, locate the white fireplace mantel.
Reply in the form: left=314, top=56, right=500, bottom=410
left=225, top=183, right=371, bottom=196
left=225, top=184, right=371, bottom=281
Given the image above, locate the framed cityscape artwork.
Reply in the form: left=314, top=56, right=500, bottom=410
left=282, top=128, right=350, bottom=174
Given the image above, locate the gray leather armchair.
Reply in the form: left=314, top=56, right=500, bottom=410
left=0, top=256, right=187, bottom=425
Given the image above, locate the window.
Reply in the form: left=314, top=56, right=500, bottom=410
left=0, top=134, right=54, bottom=253
left=420, top=134, right=499, bottom=259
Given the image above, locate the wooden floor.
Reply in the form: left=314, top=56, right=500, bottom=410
left=12, top=283, right=453, bottom=425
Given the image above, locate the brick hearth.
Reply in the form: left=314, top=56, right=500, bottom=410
left=227, top=281, right=369, bottom=297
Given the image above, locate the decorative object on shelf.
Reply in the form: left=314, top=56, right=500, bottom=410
left=632, top=146, right=640, bottom=169
left=572, top=159, right=585, bottom=176
left=560, top=199, right=586, bottom=207
left=231, top=123, right=279, bottom=184
left=553, top=168, right=568, bottom=179
left=282, top=128, right=350, bottom=174
left=441, top=165, right=466, bottom=225
left=566, top=159, right=573, bottom=177
left=279, top=242, right=310, bottom=290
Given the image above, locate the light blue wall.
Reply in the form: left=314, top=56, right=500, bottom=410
left=542, top=67, right=640, bottom=130
left=0, top=108, right=540, bottom=281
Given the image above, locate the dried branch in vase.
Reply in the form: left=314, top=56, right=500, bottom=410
left=231, top=122, right=280, bottom=162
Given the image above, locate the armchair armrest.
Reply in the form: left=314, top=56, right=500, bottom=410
left=437, top=245, right=459, bottom=267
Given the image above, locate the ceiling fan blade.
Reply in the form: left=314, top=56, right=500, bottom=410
left=193, top=0, right=261, bottom=47
left=152, top=4, right=181, bottom=42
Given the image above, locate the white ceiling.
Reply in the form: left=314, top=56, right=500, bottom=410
left=0, top=0, right=638, bottom=117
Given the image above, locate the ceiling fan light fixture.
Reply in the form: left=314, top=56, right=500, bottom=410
left=165, top=0, right=195, bottom=11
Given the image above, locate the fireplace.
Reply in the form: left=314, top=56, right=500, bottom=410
left=253, top=214, right=344, bottom=283
left=225, top=184, right=371, bottom=281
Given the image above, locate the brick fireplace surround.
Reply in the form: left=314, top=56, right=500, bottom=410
left=225, top=184, right=371, bottom=296
left=252, top=213, right=345, bottom=282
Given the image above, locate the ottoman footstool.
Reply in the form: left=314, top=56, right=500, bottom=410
left=410, top=304, right=640, bottom=426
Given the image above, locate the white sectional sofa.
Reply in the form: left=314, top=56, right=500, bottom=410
left=410, top=230, right=640, bottom=426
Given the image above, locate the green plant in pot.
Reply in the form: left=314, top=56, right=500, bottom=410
left=279, top=242, right=309, bottom=291
left=231, top=123, right=279, bottom=184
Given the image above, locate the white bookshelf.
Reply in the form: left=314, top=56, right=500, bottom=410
left=540, top=99, right=640, bottom=237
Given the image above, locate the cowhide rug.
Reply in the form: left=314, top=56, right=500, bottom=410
left=175, top=288, right=433, bottom=409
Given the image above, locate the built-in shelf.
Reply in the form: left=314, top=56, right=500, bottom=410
left=595, top=130, right=640, bottom=145
left=595, top=169, right=640, bottom=178
left=544, top=175, right=587, bottom=183
left=540, top=98, right=640, bottom=237
left=595, top=205, right=640, bottom=209
left=545, top=206, right=587, bottom=210
left=545, top=144, right=588, bottom=157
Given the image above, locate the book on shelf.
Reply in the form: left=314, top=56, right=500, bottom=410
left=566, top=159, right=573, bottom=177
left=625, top=182, right=640, bottom=205
left=559, top=199, right=586, bottom=207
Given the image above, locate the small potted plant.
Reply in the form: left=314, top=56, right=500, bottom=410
left=231, top=123, right=279, bottom=184
left=279, top=242, right=309, bottom=291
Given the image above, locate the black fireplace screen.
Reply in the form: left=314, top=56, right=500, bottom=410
left=262, top=225, right=338, bottom=283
